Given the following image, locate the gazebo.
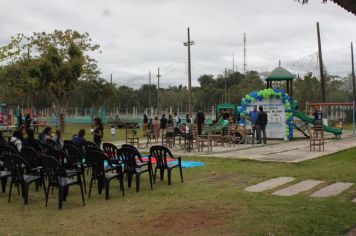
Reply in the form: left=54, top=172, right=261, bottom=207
left=265, top=64, right=295, bottom=98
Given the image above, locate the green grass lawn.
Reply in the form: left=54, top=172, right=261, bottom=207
left=1, top=146, right=356, bottom=235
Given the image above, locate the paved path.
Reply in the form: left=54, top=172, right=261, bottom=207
left=244, top=177, right=296, bottom=192
left=198, top=132, right=356, bottom=163
left=272, top=180, right=324, bottom=196
left=310, top=182, right=354, bottom=198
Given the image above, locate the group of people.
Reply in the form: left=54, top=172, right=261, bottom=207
left=1, top=116, right=105, bottom=153
left=248, top=105, right=268, bottom=144
left=17, top=112, right=39, bottom=132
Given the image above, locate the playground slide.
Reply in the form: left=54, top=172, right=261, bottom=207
left=202, top=118, right=229, bottom=134
left=292, top=111, right=342, bottom=136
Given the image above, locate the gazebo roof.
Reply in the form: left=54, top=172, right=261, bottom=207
left=266, top=66, right=295, bottom=81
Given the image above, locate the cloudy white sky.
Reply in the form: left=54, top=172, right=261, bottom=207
left=0, top=0, right=355, bottom=87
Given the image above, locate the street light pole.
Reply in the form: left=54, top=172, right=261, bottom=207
left=184, top=27, right=195, bottom=117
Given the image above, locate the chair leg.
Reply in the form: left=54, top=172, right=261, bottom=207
left=81, top=167, right=87, bottom=193
left=8, top=180, right=13, bottom=203
left=45, top=183, right=51, bottom=207
left=79, top=180, right=85, bottom=206
left=135, top=174, right=140, bottom=192
left=119, top=173, right=125, bottom=197
left=148, top=169, right=153, bottom=190
left=127, top=174, right=132, bottom=188
left=153, top=167, right=157, bottom=184
left=58, top=186, right=63, bottom=210
left=1, top=177, right=7, bottom=192
left=98, top=178, right=103, bottom=195
left=179, top=165, right=184, bottom=183
left=88, top=178, right=94, bottom=198
left=63, top=186, right=68, bottom=202
left=105, top=179, right=110, bottom=200
left=22, top=183, right=29, bottom=205
left=167, top=169, right=172, bottom=185
left=159, top=168, right=164, bottom=181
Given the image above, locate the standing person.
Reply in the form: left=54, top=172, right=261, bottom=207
left=256, top=106, right=268, bottom=144
left=32, top=114, right=38, bottom=132
left=24, top=113, right=31, bottom=130
left=152, top=116, right=160, bottom=140
left=313, top=108, right=323, bottom=126
left=222, top=109, right=230, bottom=120
left=248, top=105, right=259, bottom=144
left=167, top=114, right=174, bottom=125
left=110, top=125, right=116, bottom=141
left=92, top=117, right=104, bottom=148
left=196, top=108, right=205, bottom=135
left=143, top=114, right=148, bottom=136
left=160, top=114, right=168, bottom=135
left=185, top=114, right=191, bottom=125
left=173, top=112, right=181, bottom=134
left=17, top=112, right=23, bottom=130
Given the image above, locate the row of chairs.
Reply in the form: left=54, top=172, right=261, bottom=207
left=0, top=140, right=183, bottom=209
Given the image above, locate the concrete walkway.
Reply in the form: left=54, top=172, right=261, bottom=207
left=198, top=131, right=356, bottom=163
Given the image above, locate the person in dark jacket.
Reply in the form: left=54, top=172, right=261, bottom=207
left=72, top=129, right=86, bottom=149
left=160, top=114, right=168, bottom=135
left=256, top=106, right=268, bottom=144
left=23, top=128, right=43, bottom=153
left=196, top=108, right=205, bottom=135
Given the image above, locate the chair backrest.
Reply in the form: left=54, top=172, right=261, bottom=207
left=117, top=147, right=143, bottom=173
left=41, top=142, right=55, bottom=155
left=21, top=146, right=42, bottom=169
left=3, top=154, right=29, bottom=183
left=2, top=145, right=20, bottom=155
left=41, top=155, right=67, bottom=186
left=103, top=143, right=121, bottom=161
left=51, top=149, right=70, bottom=167
left=85, top=151, right=105, bottom=179
left=150, top=145, right=174, bottom=168
left=63, top=143, right=83, bottom=165
left=64, top=140, right=76, bottom=147
left=166, top=124, right=174, bottom=133
left=46, top=138, right=62, bottom=150
left=8, top=142, right=20, bottom=154
left=85, top=141, right=97, bottom=148
left=121, top=144, right=139, bottom=152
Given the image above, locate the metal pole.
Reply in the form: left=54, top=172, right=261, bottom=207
left=317, top=22, right=326, bottom=102
left=148, top=71, right=151, bottom=111
left=184, top=27, right=195, bottom=117
left=351, top=42, right=356, bottom=101
left=353, top=101, right=355, bottom=136
left=156, top=68, right=161, bottom=114
left=187, top=28, right=192, bottom=116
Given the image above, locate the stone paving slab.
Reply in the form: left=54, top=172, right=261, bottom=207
left=310, top=182, right=354, bottom=198
left=353, top=198, right=356, bottom=203
left=244, top=177, right=296, bottom=192
left=272, top=180, right=324, bottom=196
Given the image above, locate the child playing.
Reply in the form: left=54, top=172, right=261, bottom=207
left=110, top=125, right=116, bottom=141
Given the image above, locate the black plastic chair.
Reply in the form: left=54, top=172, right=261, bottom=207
left=41, top=155, right=85, bottom=209
left=2, top=154, right=42, bottom=204
left=118, top=147, right=153, bottom=192
left=41, top=142, right=55, bottom=155
left=21, top=146, right=44, bottom=190
left=46, top=139, right=62, bottom=150
left=150, top=145, right=183, bottom=185
left=63, top=143, right=87, bottom=193
left=103, top=143, right=122, bottom=166
left=2, top=144, right=20, bottom=155
left=86, top=151, right=124, bottom=200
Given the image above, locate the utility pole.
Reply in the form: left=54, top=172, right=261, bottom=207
left=110, top=74, right=113, bottom=84
left=148, top=71, right=151, bottom=110
left=243, top=33, right=247, bottom=75
left=184, top=27, right=195, bottom=116
left=317, top=22, right=326, bottom=102
left=156, top=67, right=161, bottom=113
left=232, top=51, right=235, bottom=74
left=224, top=68, right=227, bottom=94
left=351, top=42, right=356, bottom=101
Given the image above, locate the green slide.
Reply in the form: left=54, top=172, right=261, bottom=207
left=202, top=117, right=229, bottom=134
left=293, top=111, right=342, bottom=136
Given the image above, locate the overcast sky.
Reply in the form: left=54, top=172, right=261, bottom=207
left=0, top=0, right=355, bottom=87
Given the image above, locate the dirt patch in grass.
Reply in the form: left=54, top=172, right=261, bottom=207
left=347, top=227, right=356, bottom=236
left=146, top=207, right=232, bottom=234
